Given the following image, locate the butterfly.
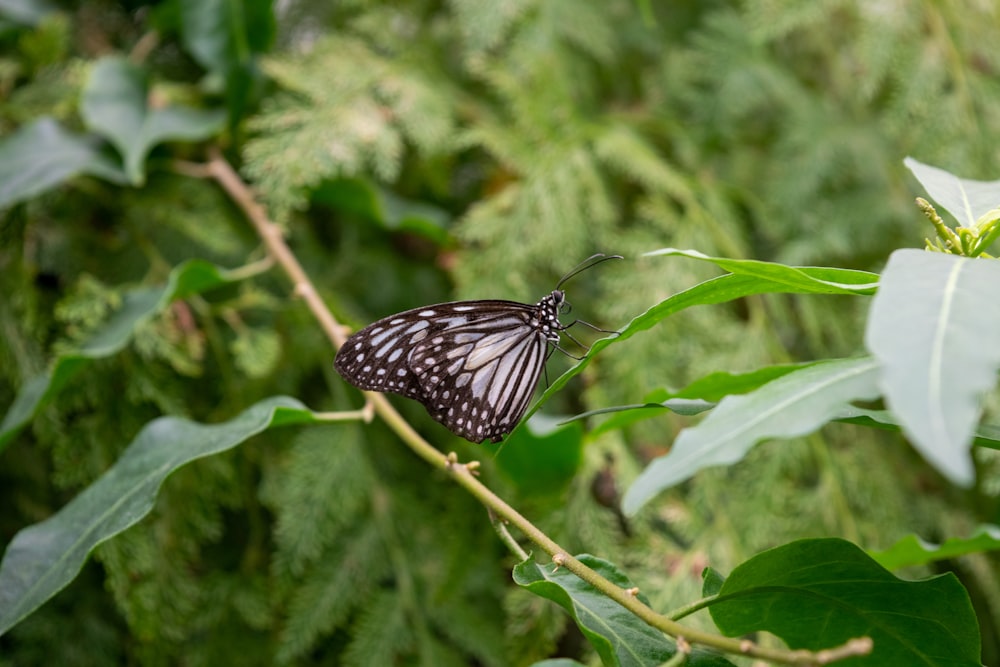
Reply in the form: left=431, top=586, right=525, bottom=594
left=334, top=254, right=621, bottom=443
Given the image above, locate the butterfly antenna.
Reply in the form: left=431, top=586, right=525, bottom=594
left=555, top=253, right=624, bottom=290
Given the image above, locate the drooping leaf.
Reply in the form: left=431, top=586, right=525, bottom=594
left=513, top=554, right=734, bottom=667
left=0, top=260, right=241, bottom=450
left=312, top=178, right=452, bottom=246
left=176, top=0, right=273, bottom=122
left=622, top=357, right=881, bottom=516
left=710, top=538, right=981, bottom=666
left=904, top=157, right=1000, bottom=227
left=575, top=363, right=820, bottom=436
left=178, top=0, right=272, bottom=71
left=80, top=56, right=226, bottom=184
left=0, top=397, right=320, bottom=637
left=0, top=118, right=127, bottom=208
left=865, top=249, right=1000, bottom=486
left=644, top=248, right=880, bottom=295
left=870, top=526, right=1000, bottom=571
left=832, top=406, right=1000, bottom=449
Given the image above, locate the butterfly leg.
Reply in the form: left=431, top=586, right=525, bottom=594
left=564, top=318, right=620, bottom=336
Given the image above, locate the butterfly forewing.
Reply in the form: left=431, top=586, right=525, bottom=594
left=335, top=296, right=563, bottom=443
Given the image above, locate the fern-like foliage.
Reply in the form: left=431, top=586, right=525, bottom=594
left=243, top=35, right=459, bottom=222
left=5, top=0, right=1000, bottom=663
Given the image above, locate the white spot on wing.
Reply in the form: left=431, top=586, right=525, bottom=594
left=406, top=320, right=430, bottom=333
left=374, top=338, right=400, bottom=358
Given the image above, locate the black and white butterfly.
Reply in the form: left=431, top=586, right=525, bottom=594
left=334, top=255, right=621, bottom=443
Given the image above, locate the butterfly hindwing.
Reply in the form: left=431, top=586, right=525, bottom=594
left=408, top=309, right=549, bottom=442
left=335, top=298, right=561, bottom=443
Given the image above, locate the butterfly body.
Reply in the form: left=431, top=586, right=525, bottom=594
left=335, top=291, right=567, bottom=443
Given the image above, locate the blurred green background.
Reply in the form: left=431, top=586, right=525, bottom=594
left=1, top=1, right=998, bottom=664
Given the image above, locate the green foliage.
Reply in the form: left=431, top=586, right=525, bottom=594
left=243, top=34, right=458, bottom=222
left=2, top=0, right=1000, bottom=665
left=708, top=539, right=980, bottom=666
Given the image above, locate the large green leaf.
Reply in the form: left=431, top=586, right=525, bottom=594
left=514, top=555, right=734, bottom=667
left=710, top=538, right=981, bottom=666
left=0, top=397, right=319, bottom=637
left=0, top=260, right=240, bottom=451
left=865, top=249, right=1000, bottom=486
left=870, top=526, right=1000, bottom=570
left=622, top=358, right=881, bottom=516
left=80, top=56, right=226, bottom=184
left=0, top=118, right=127, bottom=208
left=904, top=157, right=1000, bottom=227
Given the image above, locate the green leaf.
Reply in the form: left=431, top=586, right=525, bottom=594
left=313, top=178, right=452, bottom=246
left=0, top=0, right=57, bottom=26
left=673, top=363, right=822, bottom=402
left=180, top=0, right=247, bottom=71
left=492, top=415, right=583, bottom=497
left=518, top=272, right=821, bottom=437
left=701, top=568, right=726, bottom=597
left=0, top=118, right=127, bottom=208
left=0, top=396, right=320, bottom=637
left=563, top=398, right=714, bottom=437
left=905, top=157, right=1000, bottom=227
left=513, top=555, right=734, bottom=667
left=80, top=56, right=226, bottom=184
left=710, top=538, right=981, bottom=666
left=518, top=256, right=881, bottom=439
left=622, top=358, right=881, bottom=516
left=176, top=0, right=273, bottom=122
left=832, top=406, right=1000, bottom=449
left=870, top=525, right=1000, bottom=570
left=0, top=260, right=239, bottom=451
left=644, top=248, right=880, bottom=295
left=578, top=364, right=821, bottom=436
left=865, top=249, right=1000, bottom=486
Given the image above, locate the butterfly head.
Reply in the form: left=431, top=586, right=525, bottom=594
left=537, top=289, right=567, bottom=342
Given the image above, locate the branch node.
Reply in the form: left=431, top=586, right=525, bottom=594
left=551, top=552, right=567, bottom=571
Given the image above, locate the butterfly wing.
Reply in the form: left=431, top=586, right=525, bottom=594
left=335, top=300, right=551, bottom=443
